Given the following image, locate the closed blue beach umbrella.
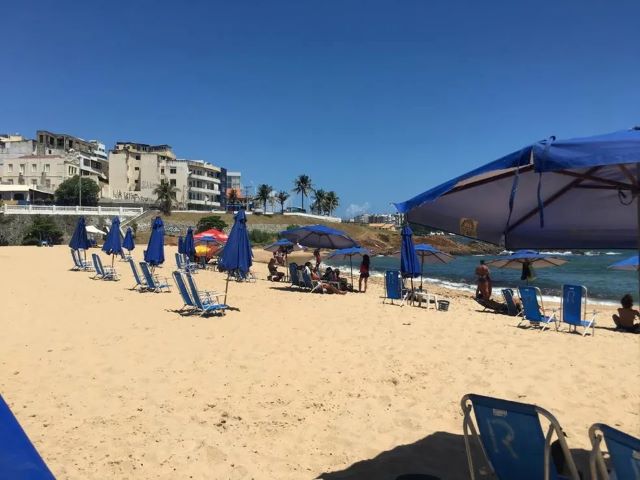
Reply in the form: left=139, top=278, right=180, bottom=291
left=177, top=236, right=185, bottom=255
left=184, top=227, right=196, bottom=260
left=400, top=225, right=421, bottom=279
left=122, top=227, right=135, bottom=252
left=69, top=216, right=91, bottom=261
left=220, top=210, right=253, bottom=304
left=144, top=216, right=165, bottom=267
left=102, top=217, right=123, bottom=266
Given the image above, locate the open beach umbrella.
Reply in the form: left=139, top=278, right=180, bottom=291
left=144, top=216, right=165, bottom=267
left=407, top=244, right=455, bottom=289
left=69, top=216, right=91, bottom=262
left=280, top=225, right=357, bottom=250
left=486, top=249, right=567, bottom=283
left=328, top=246, right=370, bottom=285
left=263, top=238, right=304, bottom=253
left=184, top=227, right=196, bottom=260
left=122, top=227, right=135, bottom=253
left=400, top=225, right=421, bottom=297
left=194, top=229, right=228, bottom=243
left=220, top=210, right=253, bottom=304
left=395, top=127, right=640, bottom=295
left=102, top=217, right=123, bottom=267
left=609, top=255, right=639, bottom=271
left=177, top=236, right=185, bottom=255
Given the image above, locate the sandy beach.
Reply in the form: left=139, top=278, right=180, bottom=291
left=1, top=245, right=638, bottom=479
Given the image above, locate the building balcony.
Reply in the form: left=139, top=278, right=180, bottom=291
left=189, top=185, right=220, bottom=194
left=188, top=198, right=221, bottom=207
left=189, top=173, right=221, bottom=182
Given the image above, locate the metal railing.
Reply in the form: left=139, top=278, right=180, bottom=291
left=1, top=204, right=144, bottom=217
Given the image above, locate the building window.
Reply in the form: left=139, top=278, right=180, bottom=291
left=134, top=167, right=140, bottom=171
left=44, top=164, right=50, bottom=173
left=7, top=164, right=12, bottom=172
left=39, top=135, right=44, bottom=143
left=170, top=168, right=177, bottom=174
left=31, top=179, right=37, bottom=185
left=19, top=164, right=25, bottom=174
left=48, top=149, right=52, bottom=155
left=135, top=155, right=141, bottom=160
left=160, top=168, right=165, bottom=174
left=32, top=163, right=37, bottom=172
left=7, top=179, right=13, bottom=184
left=170, top=179, right=176, bottom=187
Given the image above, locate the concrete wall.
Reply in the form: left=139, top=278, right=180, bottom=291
left=0, top=213, right=114, bottom=246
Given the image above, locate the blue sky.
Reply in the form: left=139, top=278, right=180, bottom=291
left=2, top=1, right=639, bottom=216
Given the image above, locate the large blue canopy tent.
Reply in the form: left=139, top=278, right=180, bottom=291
left=102, top=217, right=123, bottom=267
left=395, top=127, right=640, bottom=295
left=144, top=216, right=165, bottom=267
left=220, top=210, right=253, bottom=304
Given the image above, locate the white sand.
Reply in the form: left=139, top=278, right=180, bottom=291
left=0, top=246, right=638, bottom=479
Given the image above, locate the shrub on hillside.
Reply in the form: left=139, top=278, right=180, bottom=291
left=249, top=229, right=276, bottom=245
left=22, top=215, right=64, bottom=245
left=286, top=224, right=300, bottom=230
left=197, top=215, right=228, bottom=233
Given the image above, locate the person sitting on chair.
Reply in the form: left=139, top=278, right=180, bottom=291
left=268, top=258, right=284, bottom=282
left=612, top=294, right=640, bottom=333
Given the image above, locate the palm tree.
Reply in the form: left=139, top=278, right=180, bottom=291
left=312, top=189, right=327, bottom=215
left=276, top=191, right=290, bottom=214
left=255, top=184, right=273, bottom=211
left=323, top=191, right=340, bottom=216
left=154, top=180, right=178, bottom=215
left=292, top=174, right=313, bottom=211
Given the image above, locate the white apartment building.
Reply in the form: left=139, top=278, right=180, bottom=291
left=0, top=134, right=36, bottom=164
left=0, top=154, right=79, bottom=193
left=185, top=159, right=224, bottom=210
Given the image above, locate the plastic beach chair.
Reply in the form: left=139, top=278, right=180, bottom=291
left=301, top=269, right=324, bottom=293
left=517, top=286, right=557, bottom=331
left=289, top=263, right=300, bottom=288
left=383, top=270, right=404, bottom=305
left=71, top=249, right=93, bottom=271
left=560, top=285, right=596, bottom=337
left=461, top=393, right=580, bottom=480
left=589, top=423, right=640, bottom=480
left=128, top=259, right=147, bottom=291
left=0, top=395, right=55, bottom=479
left=91, top=253, right=119, bottom=281
left=185, top=272, right=228, bottom=316
left=139, top=262, right=171, bottom=293
left=172, top=271, right=196, bottom=313
left=502, top=288, right=522, bottom=317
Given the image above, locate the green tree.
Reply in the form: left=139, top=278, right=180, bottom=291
left=55, top=176, right=100, bottom=206
left=312, top=189, right=326, bottom=215
left=255, top=184, right=273, bottom=211
left=276, top=191, right=290, bottom=213
left=22, top=215, right=64, bottom=245
left=292, top=174, right=313, bottom=211
left=196, top=215, right=228, bottom=233
left=323, top=191, right=340, bottom=216
left=154, top=180, right=178, bottom=215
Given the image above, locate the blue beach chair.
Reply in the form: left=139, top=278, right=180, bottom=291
left=139, top=262, right=171, bottom=292
left=91, top=253, right=119, bottom=280
left=184, top=272, right=228, bottom=316
left=301, top=269, right=324, bottom=293
left=128, top=259, right=147, bottom=291
left=560, top=285, right=596, bottom=337
left=383, top=270, right=404, bottom=305
left=589, top=423, right=640, bottom=480
left=501, top=288, right=521, bottom=317
left=289, top=263, right=300, bottom=288
left=0, top=395, right=55, bottom=479
left=172, top=271, right=196, bottom=313
left=71, top=249, right=93, bottom=271
left=461, top=394, right=580, bottom=480
left=517, top=286, right=557, bottom=331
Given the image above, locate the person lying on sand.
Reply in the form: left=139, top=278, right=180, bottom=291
left=612, top=294, right=640, bottom=333
left=308, top=263, right=345, bottom=295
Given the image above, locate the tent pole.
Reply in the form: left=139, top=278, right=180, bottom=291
left=636, top=163, right=639, bottom=301
left=224, top=271, right=230, bottom=306
left=350, top=256, right=354, bottom=287
left=420, top=256, right=424, bottom=290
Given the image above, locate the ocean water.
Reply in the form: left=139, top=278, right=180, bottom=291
left=325, top=251, right=639, bottom=305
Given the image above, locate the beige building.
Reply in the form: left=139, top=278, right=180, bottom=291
left=0, top=134, right=36, bottom=163
left=0, top=154, right=78, bottom=193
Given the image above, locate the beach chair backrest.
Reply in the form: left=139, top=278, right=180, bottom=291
left=128, top=259, right=143, bottom=286
left=172, top=271, right=194, bottom=307
left=502, top=289, right=518, bottom=316
left=385, top=270, right=401, bottom=300
left=301, top=270, right=315, bottom=289
left=175, top=252, right=183, bottom=269
left=92, top=253, right=104, bottom=276
left=0, top=395, right=55, bottom=479
left=185, top=273, right=205, bottom=309
left=139, top=262, right=156, bottom=289
left=289, top=263, right=299, bottom=286
left=591, top=423, right=640, bottom=480
left=518, top=287, right=543, bottom=322
left=561, top=285, right=587, bottom=327
left=463, top=394, right=564, bottom=480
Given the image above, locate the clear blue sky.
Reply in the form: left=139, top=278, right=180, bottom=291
left=2, top=1, right=638, bottom=216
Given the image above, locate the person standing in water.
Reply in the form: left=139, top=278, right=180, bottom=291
left=359, top=254, right=370, bottom=293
